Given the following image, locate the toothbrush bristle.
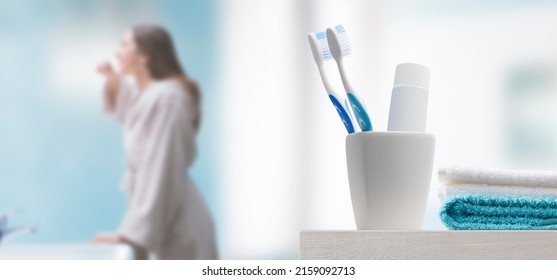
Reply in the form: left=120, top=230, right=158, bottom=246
left=315, top=31, right=332, bottom=61
left=334, top=24, right=352, bottom=56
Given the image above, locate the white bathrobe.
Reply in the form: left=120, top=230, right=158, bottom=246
left=103, top=77, right=218, bottom=259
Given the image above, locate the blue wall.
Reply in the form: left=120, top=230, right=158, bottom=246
left=0, top=0, right=219, bottom=244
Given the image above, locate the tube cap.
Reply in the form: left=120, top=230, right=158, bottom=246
left=393, top=63, right=430, bottom=90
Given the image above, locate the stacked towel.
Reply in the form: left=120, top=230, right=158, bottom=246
left=438, top=166, right=557, bottom=230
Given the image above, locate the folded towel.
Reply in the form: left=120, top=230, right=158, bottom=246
left=440, top=194, right=557, bottom=230
left=439, top=166, right=557, bottom=187
left=438, top=166, right=557, bottom=230
left=438, top=183, right=557, bottom=201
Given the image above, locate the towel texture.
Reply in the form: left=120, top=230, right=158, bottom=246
left=438, top=184, right=557, bottom=201
left=440, top=194, right=557, bottom=230
left=438, top=166, right=557, bottom=230
left=439, top=166, right=557, bottom=187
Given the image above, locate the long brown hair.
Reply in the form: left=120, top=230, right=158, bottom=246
left=132, top=24, right=201, bottom=131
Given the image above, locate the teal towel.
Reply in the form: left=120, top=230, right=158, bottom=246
left=440, top=194, right=557, bottom=230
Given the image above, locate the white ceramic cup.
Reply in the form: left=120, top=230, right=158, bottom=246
left=346, top=131, right=435, bottom=230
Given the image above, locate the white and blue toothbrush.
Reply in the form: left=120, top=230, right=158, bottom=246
left=327, top=24, right=373, bottom=132
left=308, top=30, right=357, bottom=134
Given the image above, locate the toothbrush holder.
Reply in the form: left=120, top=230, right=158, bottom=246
left=346, top=131, right=435, bottom=230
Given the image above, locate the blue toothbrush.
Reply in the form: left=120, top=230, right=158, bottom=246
left=308, top=31, right=357, bottom=134
left=327, top=24, right=373, bottom=131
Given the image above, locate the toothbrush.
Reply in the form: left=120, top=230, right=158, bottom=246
left=326, top=24, right=373, bottom=131
left=308, top=31, right=356, bottom=134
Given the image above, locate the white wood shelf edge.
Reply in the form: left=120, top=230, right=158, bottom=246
left=300, top=230, right=557, bottom=260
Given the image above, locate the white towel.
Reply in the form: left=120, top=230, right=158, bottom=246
left=437, top=166, right=557, bottom=201
left=438, top=166, right=557, bottom=187
left=438, top=183, right=557, bottom=201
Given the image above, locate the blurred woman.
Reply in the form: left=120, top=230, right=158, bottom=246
left=93, top=24, right=217, bottom=260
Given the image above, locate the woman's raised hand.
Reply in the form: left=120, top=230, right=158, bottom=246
left=96, top=61, right=115, bottom=77
left=97, top=61, right=121, bottom=102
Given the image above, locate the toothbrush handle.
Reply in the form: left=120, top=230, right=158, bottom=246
left=347, top=92, right=373, bottom=131
left=329, top=94, right=355, bottom=134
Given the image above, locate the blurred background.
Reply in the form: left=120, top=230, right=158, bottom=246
left=2, top=0, right=557, bottom=259
left=0, top=0, right=220, bottom=253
